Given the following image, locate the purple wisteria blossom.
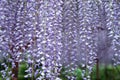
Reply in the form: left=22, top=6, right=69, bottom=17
left=0, top=0, right=120, bottom=80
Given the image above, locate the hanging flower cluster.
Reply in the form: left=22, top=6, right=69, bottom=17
left=108, top=1, right=120, bottom=66
left=23, top=0, right=63, bottom=80
left=0, top=0, right=120, bottom=80
left=77, top=0, right=98, bottom=80
left=61, top=0, right=79, bottom=79
left=0, top=0, right=32, bottom=79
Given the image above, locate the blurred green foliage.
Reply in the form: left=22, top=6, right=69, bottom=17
left=0, top=64, right=120, bottom=80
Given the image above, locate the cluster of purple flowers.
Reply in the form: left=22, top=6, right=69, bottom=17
left=0, top=0, right=120, bottom=80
